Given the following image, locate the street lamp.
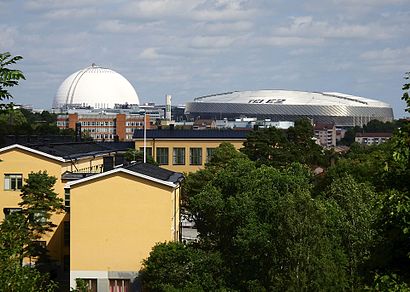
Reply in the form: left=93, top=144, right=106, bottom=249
left=139, top=110, right=147, bottom=163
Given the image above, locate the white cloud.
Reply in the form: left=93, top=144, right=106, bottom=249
left=43, top=7, right=98, bottom=19
left=191, top=35, right=237, bottom=48
left=359, top=47, right=410, bottom=73
left=0, top=25, right=17, bottom=51
left=197, top=21, right=253, bottom=33
left=257, top=36, right=323, bottom=47
left=275, top=16, right=395, bottom=40
left=139, top=48, right=161, bottom=60
left=96, top=20, right=149, bottom=34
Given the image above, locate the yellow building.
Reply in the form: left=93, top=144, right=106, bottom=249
left=133, top=129, right=249, bottom=173
left=66, top=163, right=183, bottom=291
left=0, top=143, right=130, bottom=273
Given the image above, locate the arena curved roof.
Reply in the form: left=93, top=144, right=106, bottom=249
left=53, top=64, right=139, bottom=109
left=185, top=90, right=393, bottom=126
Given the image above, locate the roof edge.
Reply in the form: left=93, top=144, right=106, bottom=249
left=65, top=167, right=178, bottom=189
left=0, top=144, right=66, bottom=162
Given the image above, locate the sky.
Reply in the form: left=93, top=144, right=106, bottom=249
left=1, top=0, right=409, bottom=118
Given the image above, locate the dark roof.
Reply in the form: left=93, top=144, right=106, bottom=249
left=124, top=162, right=184, bottom=184
left=133, top=129, right=250, bottom=139
left=61, top=171, right=96, bottom=181
left=314, top=123, right=335, bottom=130
left=355, top=132, right=393, bottom=138
left=25, top=142, right=133, bottom=160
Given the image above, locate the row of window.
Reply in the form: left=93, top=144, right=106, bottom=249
left=82, top=128, right=116, bottom=133
left=125, top=121, right=144, bottom=126
left=140, top=147, right=216, bottom=166
left=80, top=121, right=115, bottom=126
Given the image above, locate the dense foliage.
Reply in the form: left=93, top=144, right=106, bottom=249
left=141, top=75, right=410, bottom=291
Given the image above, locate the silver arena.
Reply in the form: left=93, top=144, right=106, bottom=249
left=185, top=90, right=394, bottom=126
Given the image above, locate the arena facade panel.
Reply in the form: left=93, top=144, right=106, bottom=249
left=185, top=90, right=393, bottom=126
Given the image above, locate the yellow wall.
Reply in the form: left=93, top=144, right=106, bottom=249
left=0, top=147, right=109, bottom=265
left=69, top=172, right=179, bottom=272
left=135, top=139, right=245, bottom=173
left=0, top=148, right=66, bottom=262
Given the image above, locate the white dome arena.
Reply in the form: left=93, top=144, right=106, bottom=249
left=185, top=90, right=394, bottom=126
left=53, top=64, right=139, bottom=109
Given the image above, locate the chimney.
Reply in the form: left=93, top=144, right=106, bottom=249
left=103, top=156, right=114, bottom=172
left=75, top=122, right=82, bottom=142
left=165, top=94, right=172, bottom=121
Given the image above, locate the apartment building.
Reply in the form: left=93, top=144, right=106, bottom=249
left=57, top=112, right=150, bottom=141
left=133, top=129, right=249, bottom=173
left=355, top=132, right=393, bottom=145
left=314, top=123, right=336, bottom=147
left=0, top=142, right=182, bottom=291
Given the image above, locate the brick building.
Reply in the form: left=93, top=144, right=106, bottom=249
left=57, top=112, right=151, bottom=141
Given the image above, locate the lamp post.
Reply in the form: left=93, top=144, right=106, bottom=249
left=140, top=110, right=147, bottom=163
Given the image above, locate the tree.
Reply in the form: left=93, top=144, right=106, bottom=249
left=241, top=119, right=329, bottom=168
left=141, top=242, right=227, bottom=291
left=0, top=212, right=57, bottom=292
left=188, top=161, right=347, bottom=291
left=0, top=52, right=25, bottom=101
left=124, top=148, right=158, bottom=166
left=19, top=171, right=64, bottom=254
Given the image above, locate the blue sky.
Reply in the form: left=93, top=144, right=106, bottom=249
left=1, top=0, right=409, bottom=117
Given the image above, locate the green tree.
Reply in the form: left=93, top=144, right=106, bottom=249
left=0, top=52, right=25, bottom=101
left=18, top=171, right=64, bottom=260
left=124, top=148, right=158, bottom=166
left=0, top=213, right=57, bottom=292
left=241, top=119, right=329, bottom=168
left=141, top=242, right=228, bottom=292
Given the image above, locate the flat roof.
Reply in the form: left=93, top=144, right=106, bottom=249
left=133, top=129, right=250, bottom=139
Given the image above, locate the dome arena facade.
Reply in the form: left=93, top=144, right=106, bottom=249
left=185, top=90, right=394, bottom=126
left=53, top=64, right=139, bottom=110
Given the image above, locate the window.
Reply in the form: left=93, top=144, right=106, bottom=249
left=206, top=148, right=216, bottom=163
left=65, top=189, right=70, bottom=212
left=80, top=279, right=97, bottom=292
left=173, top=148, right=185, bottom=165
left=109, top=279, right=130, bottom=292
left=4, top=174, right=22, bottom=190
left=190, top=148, right=202, bottom=165
left=3, top=207, right=22, bottom=216
left=156, top=148, right=169, bottom=165
left=139, top=147, right=153, bottom=158
left=64, top=221, right=70, bottom=246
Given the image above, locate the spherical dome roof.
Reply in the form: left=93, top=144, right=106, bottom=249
left=53, top=64, right=139, bottom=109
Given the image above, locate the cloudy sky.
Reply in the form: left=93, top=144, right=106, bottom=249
left=1, top=0, right=409, bottom=117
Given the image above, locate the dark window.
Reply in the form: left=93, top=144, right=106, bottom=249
left=190, top=148, right=202, bottom=165
left=109, top=279, right=130, bottom=292
left=80, top=279, right=97, bottom=292
left=4, top=174, right=23, bottom=190
left=65, top=189, right=70, bottom=212
left=173, top=148, right=185, bottom=165
left=156, top=148, right=169, bottom=165
left=139, top=147, right=153, bottom=158
left=64, top=221, right=70, bottom=246
left=63, top=255, right=70, bottom=272
left=206, top=148, right=216, bottom=163
left=3, top=207, right=22, bottom=216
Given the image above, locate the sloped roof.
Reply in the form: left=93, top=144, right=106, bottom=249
left=65, top=162, right=183, bottom=188
left=124, top=162, right=184, bottom=183
left=0, top=142, right=133, bottom=161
